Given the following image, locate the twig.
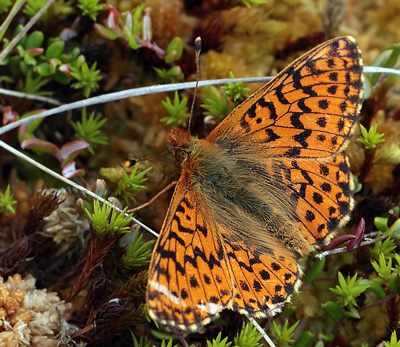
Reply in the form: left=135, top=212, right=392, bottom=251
left=316, top=233, right=388, bottom=259
left=0, top=0, right=26, bottom=41
left=0, top=88, right=62, bottom=105
left=0, top=140, right=159, bottom=238
left=0, top=66, right=398, bottom=138
left=246, top=316, right=276, bottom=347
left=0, top=0, right=57, bottom=63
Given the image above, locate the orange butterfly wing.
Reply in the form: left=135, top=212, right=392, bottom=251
left=147, top=36, right=363, bottom=330
left=222, top=231, right=301, bottom=317
left=207, top=36, right=363, bottom=248
left=147, top=177, right=234, bottom=331
left=281, top=153, right=354, bottom=247
left=147, top=173, right=302, bottom=330
left=208, top=36, right=363, bottom=159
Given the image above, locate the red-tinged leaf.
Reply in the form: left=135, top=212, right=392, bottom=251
left=22, top=109, right=46, bottom=133
left=18, top=124, right=32, bottom=143
left=94, top=23, right=119, bottom=40
left=62, top=161, right=85, bottom=178
left=142, top=12, right=152, bottom=42
left=59, top=63, right=71, bottom=77
left=21, top=139, right=59, bottom=155
left=107, top=5, right=119, bottom=29
left=59, top=140, right=88, bottom=167
left=49, top=58, right=61, bottom=69
left=3, top=106, right=18, bottom=125
left=60, top=28, right=77, bottom=41
left=387, top=210, right=399, bottom=228
left=123, top=11, right=133, bottom=31
left=26, top=47, right=44, bottom=56
left=347, top=218, right=365, bottom=251
left=327, top=234, right=357, bottom=250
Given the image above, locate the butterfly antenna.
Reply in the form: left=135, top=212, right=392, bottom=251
left=187, top=36, right=202, bottom=135
left=124, top=148, right=174, bottom=168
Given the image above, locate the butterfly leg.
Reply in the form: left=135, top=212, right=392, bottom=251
left=127, top=181, right=177, bottom=213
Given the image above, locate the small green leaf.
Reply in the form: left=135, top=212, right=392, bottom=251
left=234, top=321, right=263, bottom=347
left=85, top=199, right=131, bottom=236
left=25, top=31, right=44, bottom=49
left=371, top=236, right=396, bottom=261
left=201, top=86, right=232, bottom=118
left=272, top=320, right=299, bottom=346
left=114, top=164, right=151, bottom=203
left=35, top=62, right=53, bottom=76
left=154, top=66, right=184, bottom=83
left=293, top=331, right=314, bottom=347
left=322, top=301, right=343, bottom=321
left=221, top=72, right=250, bottom=102
left=165, top=37, right=183, bottom=63
left=94, top=23, right=119, bottom=40
left=232, top=0, right=267, bottom=8
left=77, top=0, right=105, bottom=21
left=370, top=43, right=400, bottom=86
left=383, top=331, right=400, bottom=347
left=0, top=0, right=12, bottom=14
left=390, top=274, right=400, bottom=293
left=23, top=0, right=47, bottom=17
left=71, top=108, right=107, bottom=154
left=362, top=75, right=372, bottom=99
left=0, top=185, right=17, bottom=215
left=131, top=334, right=151, bottom=347
left=207, top=332, right=231, bottom=347
left=123, top=27, right=139, bottom=50
left=365, top=281, right=386, bottom=299
left=149, top=329, right=176, bottom=341
left=374, top=216, right=389, bottom=233
left=357, top=124, right=385, bottom=150
left=304, top=257, right=325, bottom=283
left=70, top=61, right=102, bottom=97
left=46, top=41, right=65, bottom=60
left=330, top=272, right=369, bottom=308
left=22, top=109, right=46, bottom=133
left=343, top=306, right=360, bottom=319
left=371, top=252, right=393, bottom=285
left=121, top=232, right=155, bottom=269
left=161, top=91, right=190, bottom=127
left=388, top=219, right=400, bottom=239
left=23, top=54, right=37, bottom=66
left=318, top=333, right=335, bottom=342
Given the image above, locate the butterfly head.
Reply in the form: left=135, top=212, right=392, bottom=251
left=167, top=127, right=196, bottom=165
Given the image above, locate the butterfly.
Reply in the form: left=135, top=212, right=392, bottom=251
left=146, top=36, right=364, bottom=331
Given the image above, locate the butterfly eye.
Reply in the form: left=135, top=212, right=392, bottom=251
left=175, top=148, right=189, bottom=163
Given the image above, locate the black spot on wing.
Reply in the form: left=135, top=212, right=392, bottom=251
left=293, top=129, right=312, bottom=148
left=264, top=128, right=281, bottom=143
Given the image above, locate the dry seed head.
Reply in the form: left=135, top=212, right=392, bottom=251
left=3, top=297, right=20, bottom=315
left=10, top=289, right=25, bottom=303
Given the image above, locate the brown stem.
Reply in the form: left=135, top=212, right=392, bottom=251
left=358, top=147, right=376, bottom=183
left=66, top=232, right=116, bottom=302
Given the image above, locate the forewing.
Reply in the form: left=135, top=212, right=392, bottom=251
left=147, top=176, right=233, bottom=331
left=208, top=36, right=363, bottom=159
